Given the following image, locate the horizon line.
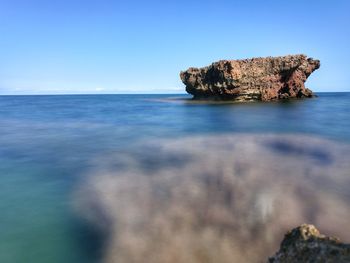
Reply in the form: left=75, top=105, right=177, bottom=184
left=0, top=91, right=349, bottom=96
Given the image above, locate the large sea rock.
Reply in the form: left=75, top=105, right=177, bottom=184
left=180, top=55, right=320, bottom=101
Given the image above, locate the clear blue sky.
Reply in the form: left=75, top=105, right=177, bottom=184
left=0, top=0, right=349, bottom=94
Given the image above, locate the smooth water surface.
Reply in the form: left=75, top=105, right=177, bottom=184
left=0, top=93, right=349, bottom=263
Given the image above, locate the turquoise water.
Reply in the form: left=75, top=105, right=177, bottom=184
left=0, top=93, right=350, bottom=263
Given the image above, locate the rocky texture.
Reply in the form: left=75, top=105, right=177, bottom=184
left=180, top=54, right=320, bottom=101
left=268, top=224, right=350, bottom=263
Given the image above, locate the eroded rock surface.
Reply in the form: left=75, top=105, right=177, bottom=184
left=180, top=55, right=320, bottom=101
left=268, top=224, right=350, bottom=263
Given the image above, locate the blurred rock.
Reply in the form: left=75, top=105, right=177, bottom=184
left=180, top=55, right=320, bottom=101
left=74, top=134, right=350, bottom=263
left=268, top=224, right=350, bottom=263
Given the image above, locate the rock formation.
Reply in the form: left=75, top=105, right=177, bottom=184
left=75, top=135, right=350, bottom=263
left=268, top=224, right=350, bottom=263
left=180, top=54, right=320, bottom=101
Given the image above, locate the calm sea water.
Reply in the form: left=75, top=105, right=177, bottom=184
left=0, top=93, right=350, bottom=263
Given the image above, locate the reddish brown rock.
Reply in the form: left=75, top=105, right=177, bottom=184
left=180, top=55, right=320, bottom=101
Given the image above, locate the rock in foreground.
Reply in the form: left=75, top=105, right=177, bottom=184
left=268, top=224, right=350, bottom=263
left=75, top=135, right=350, bottom=263
left=180, top=55, right=320, bottom=101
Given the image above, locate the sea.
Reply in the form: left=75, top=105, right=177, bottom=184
left=0, top=93, right=350, bottom=263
